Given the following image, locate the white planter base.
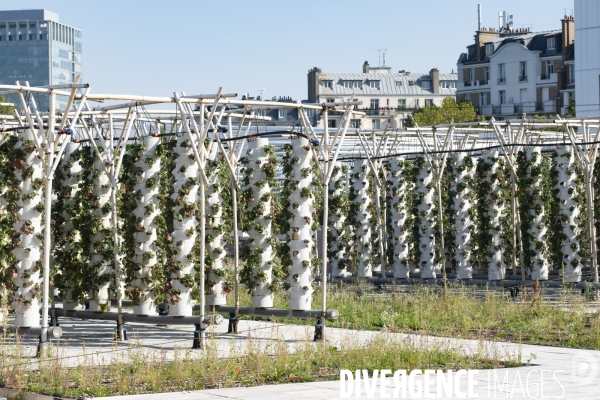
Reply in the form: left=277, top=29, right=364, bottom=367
left=134, top=299, right=157, bottom=316
left=206, top=293, right=227, bottom=306
left=289, top=295, right=312, bottom=311
left=252, top=295, right=273, bottom=308
left=14, top=299, right=40, bottom=327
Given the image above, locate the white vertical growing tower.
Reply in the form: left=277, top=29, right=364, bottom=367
left=131, top=137, right=161, bottom=315
left=415, top=157, right=436, bottom=278
left=169, top=135, right=199, bottom=316
left=286, top=137, right=315, bottom=310
left=89, top=150, right=112, bottom=311
left=526, top=147, right=549, bottom=280
left=61, top=143, right=83, bottom=310
left=555, top=145, right=582, bottom=282
left=352, top=160, right=372, bottom=277
left=451, top=154, right=475, bottom=279
left=205, top=156, right=227, bottom=306
left=242, top=138, right=275, bottom=307
left=482, top=151, right=506, bottom=280
left=329, top=162, right=351, bottom=278
left=11, top=130, right=44, bottom=327
left=389, top=158, right=410, bottom=279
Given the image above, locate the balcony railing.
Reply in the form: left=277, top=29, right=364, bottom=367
left=478, top=79, right=489, bottom=86
left=519, top=76, right=528, bottom=82
left=497, top=77, right=506, bottom=84
left=464, top=81, right=472, bottom=87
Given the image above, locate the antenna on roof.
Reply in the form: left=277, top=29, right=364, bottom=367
left=372, top=48, right=387, bottom=67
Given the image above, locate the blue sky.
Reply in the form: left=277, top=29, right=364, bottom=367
left=10, top=0, right=574, bottom=100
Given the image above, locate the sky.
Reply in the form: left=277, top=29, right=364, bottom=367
left=8, top=0, right=575, bottom=100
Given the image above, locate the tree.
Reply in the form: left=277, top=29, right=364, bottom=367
left=564, top=97, right=576, bottom=118
left=406, top=97, right=484, bottom=127
left=0, top=95, right=14, bottom=115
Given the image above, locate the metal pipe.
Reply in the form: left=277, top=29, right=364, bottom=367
left=193, top=305, right=339, bottom=320
left=40, top=92, right=55, bottom=342
left=1, top=325, right=62, bottom=339
left=330, top=276, right=600, bottom=289
left=321, top=109, right=329, bottom=339
left=54, top=307, right=339, bottom=322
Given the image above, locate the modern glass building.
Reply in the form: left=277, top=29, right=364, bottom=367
left=0, top=9, right=82, bottom=112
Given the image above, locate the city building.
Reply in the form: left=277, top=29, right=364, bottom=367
left=0, top=9, right=82, bottom=111
left=456, top=16, right=575, bottom=118
left=575, top=0, right=600, bottom=117
left=307, top=62, right=457, bottom=129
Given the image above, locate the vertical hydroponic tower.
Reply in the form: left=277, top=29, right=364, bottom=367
left=389, top=158, right=410, bottom=279
left=168, top=135, right=199, bottom=316
left=352, top=160, right=372, bottom=277
left=286, top=137, right=316, bottom=310
left=526, top=147, right=549, bottom=280
left=131, top=137, right=161, bottom=315
left=329, top=162, right=351, bottom=278
left=89, top=149, right=113, bottom=312
left=482, top=151, right=506, bottom=280
left=451, top=154, right=475, bottom=279
left=60, top=143, right=84, bottom=310
left=10, top=130, right=44, bottom=327
left=555, top=146, right=582, bottom=282
left=205, top=155, right=228, bottom=306
left=415, top=157, right=436, bottom=278
left=241, top=138, right=276, bottom=308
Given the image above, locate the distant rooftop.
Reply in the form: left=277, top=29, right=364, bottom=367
left=0, top=9, right=59, bottom=22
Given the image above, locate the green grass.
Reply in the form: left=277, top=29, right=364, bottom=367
left=234, top=283, right=600, bottom=349
left=0, top=331, right=517, bottom=397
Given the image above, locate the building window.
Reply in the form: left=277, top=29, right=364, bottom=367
left=481, top=92, right=489, bottom=106
left=395, top=80, right=403, bottom=86
left=414, top=99, right=420, bottom=107
left=278, top=109, right=286, bottom=119
left=353, top=81, right=361, bottom=88
left=464, top=93, right=471, bottom=102
left=369, top=81, right=380, bottom=89
left=421, top=81, right=431, bottom=90
left=499, top=90, right=506, bottom=104
left=425, top=99, right=434, bottom=106
left=546, top=61, right=554, bottom=77
left=350, top=119, right=361, bottom=128
left=408, top=80, right=414, bottom=86
left=520, top=88, right=527, bottom=103
left=344, top=81, right=352, bottom=88
left=328, top=119, right=336, bottom=128
left=484, top=66, right=490, bottom=82
left=469, top=68, right=474, bottom=83
left=370, top=99, right=379, bottom=109
left=398, top=99, right=406, bottom=108
left=568, top=65, right=574, bottom=84
left=372, top=119, right=381, bottom=129
left=547, top=36, right=555, bottom=50
left=519, top=61, right=527, bottom=81
left=326, top=98, right=335, bottom=103
left=323, top=80, right=332, bottom=89
left=486, top=43, right=494, bottom=56
left=498, top=64, right=506, bottom=83
left=40, top=33, right=47, bottom=40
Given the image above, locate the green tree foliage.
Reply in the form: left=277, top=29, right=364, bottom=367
left=0, top=95, right=14, bottom=115
left=406, top=97, right=484, bottom=127
left=564, top=97, right=576, bottom=118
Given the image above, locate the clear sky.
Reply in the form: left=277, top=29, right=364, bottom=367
left=9, top=0, right=574, bottom=100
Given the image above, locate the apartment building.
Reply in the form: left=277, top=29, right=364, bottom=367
left=307, top=62, right=457, bottom=129
left=456, top=16, right=575, bottom=118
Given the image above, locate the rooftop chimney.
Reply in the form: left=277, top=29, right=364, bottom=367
left=363, top=61, right=370, bottom=73
left=430, top=68, right=439, bottom=94
left=562, top=15, right=575, bottom=60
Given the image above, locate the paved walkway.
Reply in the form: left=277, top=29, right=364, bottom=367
left=4, top=310, right=600, bottom=399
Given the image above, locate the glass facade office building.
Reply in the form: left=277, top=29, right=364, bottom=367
left=0, top=10, right=82, bottom=111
